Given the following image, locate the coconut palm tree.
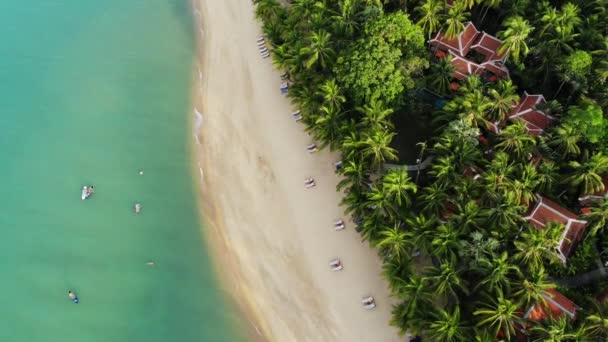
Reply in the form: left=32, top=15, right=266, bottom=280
left=382, top=257, right=412, bottom=293
left=548, top=123, right=582, bottom=158
left=357, top=99, right=394, bottom=131
left=376, top=223, right=409, bottom=260
left=513, top=266, right=556, bottom=308
left=337, top=158, right=371, bottom=192
left=585, top=301, right=608, bottom=339
left=460, top=90, right=492, bottom=130
left=427, top=261, right=469, bottom=299
left=477, top=252, right=521, bottom=293
left=359, top=129, right=398, bottom=170
left=484, top=192, right=524, bottom=229
left=254, top=0, right=284, bottom=22
left=474, top=290, right=522, bottom=340
left=390, top=276, right=434, bottom=335
left=452, top=200, right=485, bottom=234
left=309, top=104, right=344, bottom=149
left=496, top=121, right=537, bottom=160
left=536, top=160, right=559, bottom=194
left=271, top=44, right=297, bottom=74
left=382, top=168, right=417, bottom=209
left=442, top=2, right=469, bottom=40
left=487, top=79, right=519, bottom=122
left=529, top=316, right=577, bottom=342
left=429, top=155, right=458, bottom=186
left=513, top=223, right=563, bottom=271
left=331, top=0, right=363, bottom=37
left=299, top=30, right=335, bottom=70
left=582, top=200, right=608, bottom=237
left=416, top=0, right=444, bottom=40
left=427, top=305, right=470, bottom=342
left=405, top=214, right=437, bottom=255
left=497, top=16, right=534, bottom=62
left=420, top=182, right=449, bottom=215
left=564, top=152, right=608, bottom=196
left=432, top=223, right=462, bottom=262
left=508, top=163, right=539, bottom=206
left=428, top=55, right=455, bottom=95
left=317, top=78, right=346, bottom=112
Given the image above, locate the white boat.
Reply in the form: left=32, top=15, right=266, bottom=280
left=81, top=186, right=88, bottom=200
left=135, top=203, right=142, bottom=214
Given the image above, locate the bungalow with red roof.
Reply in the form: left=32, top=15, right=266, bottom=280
left=579, top=177, right=608, bottom=205
left=524, top=195, right=587, bottom=263
left=523, top=289, right=578, bottom=322
left=429, top=23, right=509, bottom=80
left=508, top=92, right=555, bottom=136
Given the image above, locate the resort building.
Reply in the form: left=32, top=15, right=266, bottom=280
left=578, top=177, right=608, bottom=205
left=508, top=92, right=555, bottom=136
left=523, top=289, right=578, bottom=321
left=429, top=22, right=509, bottom=80
left=524, top=195, right=587, bottom=263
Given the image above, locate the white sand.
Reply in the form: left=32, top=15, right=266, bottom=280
left=192, top=1, right=402, bottom=341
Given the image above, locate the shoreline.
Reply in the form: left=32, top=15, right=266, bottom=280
left=190, top=0, right=402, bottom=341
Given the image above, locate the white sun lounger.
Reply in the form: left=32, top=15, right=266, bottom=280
left=259, top=48, right=268, bottom=54
left=304, top=178, right=316, bottom=188
left=329, top=259, right=343, bottom=271
left=307, top=144, right=317, bottom=153
left=362, top=296, right=376, bottom=310
left=334, top=219, right=345, bottom=231
left=256, top=37, right=264, bottom=43
left=261, top=53, right=270, bottom=59
left=257, top=41, right=265, bottom=47
left=280, top=82, right=289, bottom=89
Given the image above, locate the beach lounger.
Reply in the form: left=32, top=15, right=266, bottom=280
left=307, top=144, right=317, bottom=153
left=329, top=259, right=343, bottom=271
left=334, top=219, right=345, bottom=231
left=362, top=296, right=376, bottom=310
left=334, top=160, right=343, bottom=172
left=280, top=82, right=289, bottom=89
left=257, top=41, right=266, bottom=47
left=304, top=178, right=316, bottom=188
left=256, top=37, right=264, bottom=43
left=259, top=47, right=268, bottom=54
left=262, top=53, right=270, bottom=59
left=280, top=88, right=288, bottom=93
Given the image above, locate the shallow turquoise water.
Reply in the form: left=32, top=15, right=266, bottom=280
left=0, top=1, right=239, bottom=340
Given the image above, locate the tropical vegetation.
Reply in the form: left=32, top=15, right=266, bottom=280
left=253, top=0, right=608, bottom=339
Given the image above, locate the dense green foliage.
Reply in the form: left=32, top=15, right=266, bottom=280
left=254, top=0, right=608, bottom=340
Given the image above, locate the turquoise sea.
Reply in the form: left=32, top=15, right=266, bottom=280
left=0, top=0, right=240, bottom=341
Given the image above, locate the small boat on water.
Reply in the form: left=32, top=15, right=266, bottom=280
left=81, top=185, right=94, bottom=200
left=135, top=203, right=142, bottom=214
left=68, top=290, right=79, bottom=304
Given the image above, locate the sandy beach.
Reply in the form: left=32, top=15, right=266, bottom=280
left=192, top=1, right=402, bottom=341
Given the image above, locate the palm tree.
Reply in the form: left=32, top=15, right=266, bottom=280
left=382, top=257, right=412, bottom=294
left=564, top=152, right=608, bottom=196
left=359, top=129, right=398, bottom=170
left=431, top=224, right=462, bottom=262
left=548, top=123, right=582, bottom=158
left=495, top=121, right=537, bottom=160
left=442, top=2, right=469, bottom=40
left=460, top=90, right=492, bottom=130
left=452, top=200, right=485, bottom=234
left=487, top=79, right=519, bottom=122
left=428, top=56, right=455, bottom=95
left=309, top=105, right=344, bottom=149
left=536, top=160, right=559, bottom=194
left=254, top=0, right=284, bottom=22
left=474, top=290, right=522, bottom=340
left=509, top=163, right=539, bottom=206
left=513, top=223, right=563, bottom=271
left=429, top=155, right=457, bottom=186
left=420, top=182, right=449, bottom=215
left=484, top=192, right=524, bottom=229
left=416, top=0, right=444, bottom=40
left=497, top=16, right=534, bottom=62
left=478, top=0, right=503, bottom=25
left=427, top=261, right=469, bottom=300
left=390, top=276, right=434, bottom=335
left=331, top=0, right=363, bottom=37
left=299, top=30, right=334, bottom=70
left=382, top=168, right=417, bottom=208
left=585, top=301, right=608, bottom=339
left=376, top=223, right=409, bottom=260
left=405, top=214, right=437, bottom=255
left=317, top=78, right=346, bottom=112
left=529, top=316, right=577, bottom=341
left=582, top=200, right=608, bottom=237
left=477, top=252, right=521, bottom=293
left=513, top=266, right=556, bottom=308
left=337, top=158, right=370, bottom=192
left=427, top=306, right=470, bottom=341
left=357, top=99, right=394, bottom=131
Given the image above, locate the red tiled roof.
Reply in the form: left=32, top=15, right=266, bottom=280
left=471, top=32, right=506, bottom=62
left=482, top=61, right=509, bottom=78
left=525, top=195, right=587, bottom=262
left=524, top=289, right=577, bottom=322
left=509, top=92, right=554, bottom=136
left=429, top=22, right=479, bottom=57
left=449, top=52, right=483, bottom=80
